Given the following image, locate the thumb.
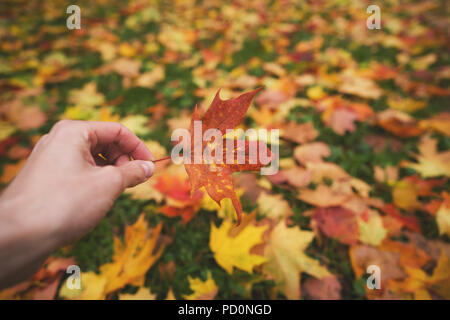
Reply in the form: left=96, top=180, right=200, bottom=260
left=115, top=160, right=155, bottom=189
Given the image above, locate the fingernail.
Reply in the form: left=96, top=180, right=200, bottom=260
left=141, top=161, right=155, bottom=179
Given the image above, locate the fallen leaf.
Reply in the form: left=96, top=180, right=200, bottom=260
left=209, top=219, right=268, bottom=274
left=264, top=221, right=330, bottom=300
left=419, top=112, right=450, bottom=136
left=281, top=122, right=318, bottom=144
left=377, top=109, right=423, bottom=138
left=402, top=135, right=450, bottom=178
left=183, top=272, right=218, bottom=300
left=436, top=194, right=450, bottom=236
left=358, top=211, right=388, bottom=246
left=257, top=192, right=293, bottom=221
left=298, top=184, right=351, bottom=207
left=294, top=142, right=330, bottom=164
left=387, top=96, right=427, bottom=113
left=314, top=207, right=359, bottom=245
left=303, top=276, right=341, bottom=300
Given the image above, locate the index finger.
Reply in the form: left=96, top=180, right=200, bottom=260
left=87, top=121, right=153, bottom=161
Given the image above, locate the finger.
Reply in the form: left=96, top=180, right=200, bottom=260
left=115, top=154, right=130, bottom=166
left=87, top=121, right=153, bottom=161
left=109, top=160, right=155, bottom=189
left=101, top=144, right=128, bottom=164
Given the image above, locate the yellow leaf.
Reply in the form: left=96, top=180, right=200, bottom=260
left=0, top=121, right=15, bottom=141
left=436, top=202, right=450, bottom=236
left=118, top=43, right=137, bottom=58
left=402, top=135, right=450, bottom=178
left=389, top=252, right=450, bottom=299
left=419, top=112, right=450, bottom=136
left=68, top=82, right=105, bottom=109
left=61, top=105, right=96, bottom=120
left=358, top=211, right=387, bottom=246
left=209, top=220, right=268, bottom=274
left=257, top=192, right=293, bottom=220
left=119, top=287, right=156, bottom=300
left=392, top=181, right=421, bottom=211
left=100, top=215, right=165, bottom=295
left=387, top=96, right=427, bottom=113
left=307, top=86, right=326, bottom=100
left=264, top=221, right=330, bottom=300
left=60, top=215, right=165, bottom=300
left=136, top=65, right=165, bottom=88
left=165, top=288, right=176, bottom=300
left=125, top=180, right=164, bottom=202
left=59, top=271, right=107, bottom=300
left=120, top=115, right=150, bottom=136
left=338, top=71, right=383, bottom=99
left=183, top=272, right=218, bottom=300
left=99, top=107, right=120, bottom=122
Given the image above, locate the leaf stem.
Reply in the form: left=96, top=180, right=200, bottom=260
left=152, top=156, right=171, bottom=163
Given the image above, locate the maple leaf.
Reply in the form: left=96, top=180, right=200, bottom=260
left=387, top=96, right=427, bottom=113
left=298, top=183, right=351, bottom=207
left=326, top=108, right=357, bottom=135
left=378, top=239, right=430, bottom=270
left=294, top=142, right=330, bottom=164
left=100, top=215, right=165, bottom=294
left=257, top=192, right=293, bottom=221
left=120, top=115, right=151, bottom=136
left=59, top=271, right=107, bottom=300
left=281, top=121, right=318, bottom=144
left=380, top=204, right=421, bottom=233
left=209, top=219, right=268, bottom=274
left=349, top=245, right=405, bottom=292
left=419, top=112, right=450, bottom=136
left=183, top=272, right=218, bottom=300
left=59, top=214, right=166, bottom=299
left=402, top=134, right=450, bottom=178
left=377, top=109, right=423, bottom=138
left=279, top=166, right=312, bottom=188
left=436, top=192, right=450, bottom=236
left=389, top=252, right=450, bottom=300
left=264, top=221, right=330, bottom=300
left=154, top=172, right=203, bottom=223
left=303, top=276, right=342, bottom=300
left=184, top=88, right=272, bottom=224
left=313, top=207, right=359, bottom=245
left=357, top=211, right=387, bottom=246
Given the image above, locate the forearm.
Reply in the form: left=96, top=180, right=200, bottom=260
left=0, top=193, right=55, bottom=289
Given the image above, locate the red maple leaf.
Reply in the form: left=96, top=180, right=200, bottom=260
left=182, top=88, right=273, bottom=224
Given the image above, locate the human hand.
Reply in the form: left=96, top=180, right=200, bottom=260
left=0, top=120, right=155, bottom=288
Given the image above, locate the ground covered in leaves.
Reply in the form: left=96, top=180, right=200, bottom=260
left=0, top=0, right=449, bottom=300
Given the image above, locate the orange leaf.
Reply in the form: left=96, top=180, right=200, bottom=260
left=183, top=88, right=272, bottom=224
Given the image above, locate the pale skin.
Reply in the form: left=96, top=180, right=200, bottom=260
left=0, top=120, right=155, bottom=289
